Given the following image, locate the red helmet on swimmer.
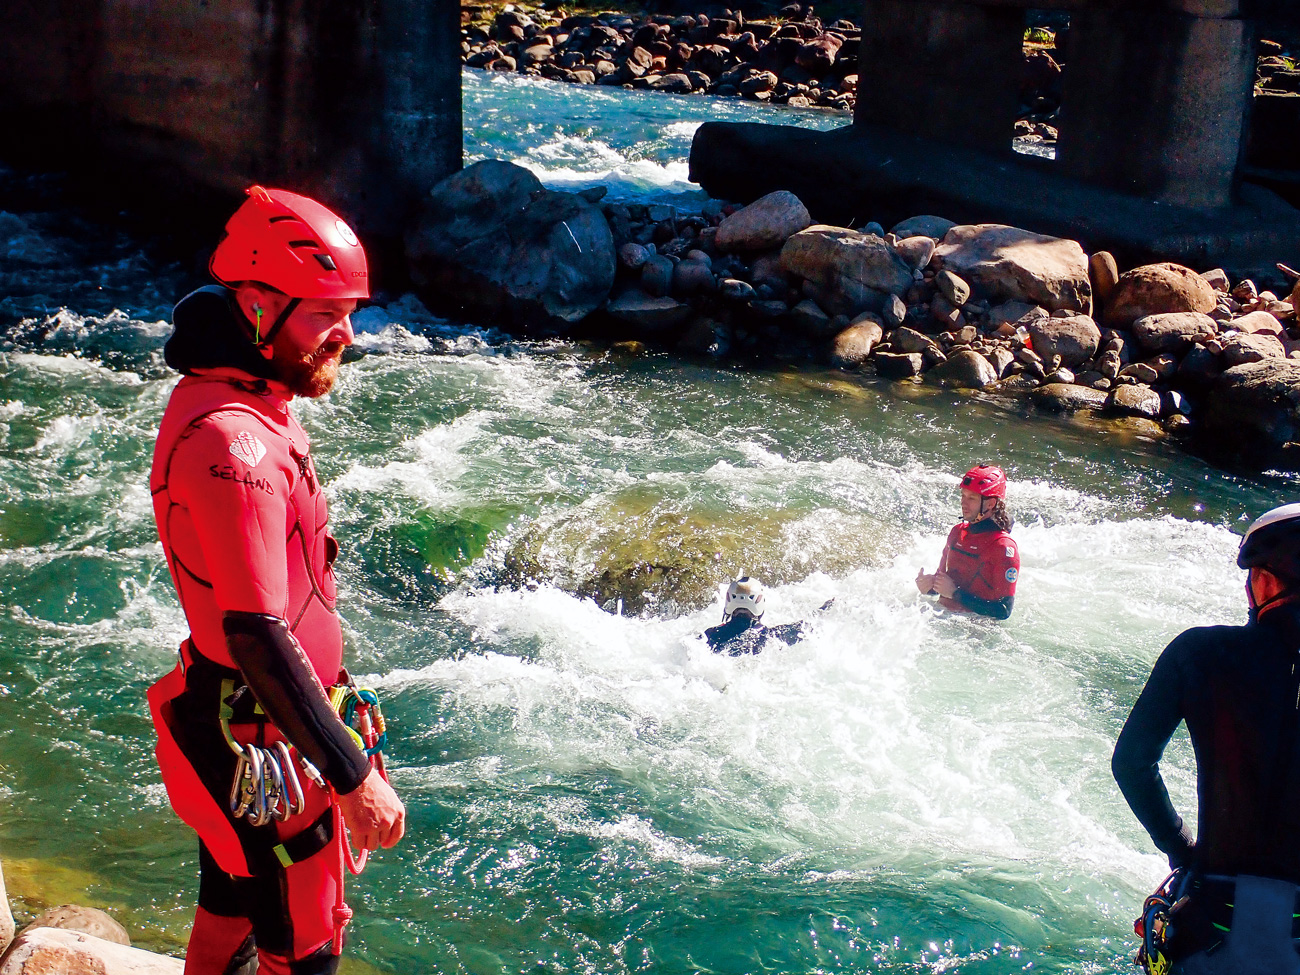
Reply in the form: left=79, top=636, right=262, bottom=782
left=209, top=185, right=369, bottom=301
left=960, top=464, right=1007, bottom=498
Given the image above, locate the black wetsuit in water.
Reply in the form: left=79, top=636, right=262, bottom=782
left=1113, top=601, right=1300, bottom=973
left=705, top=616, right=806, bottom=656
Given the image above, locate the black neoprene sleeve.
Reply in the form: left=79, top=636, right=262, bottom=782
left=954, top=589, right=1015, bottom=620
left=222, top=611, right=371, bottom=795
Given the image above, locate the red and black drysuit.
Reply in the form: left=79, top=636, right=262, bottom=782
left=1113, top=601, right=1300, bottom=972
left=147, top=287, right=370, bottom=975
left=933, top=519, right=1019, bottom=620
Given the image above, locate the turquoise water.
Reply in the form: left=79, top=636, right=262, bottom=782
left=0, top=70, right=1292, bottom=972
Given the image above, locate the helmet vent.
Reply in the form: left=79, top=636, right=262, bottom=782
left=268, top=215, right=297, bottom=224
left=313, top=253, right=338, bottom=271
left=288, top=239, right=320, bottom=249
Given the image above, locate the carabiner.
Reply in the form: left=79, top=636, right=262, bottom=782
left=276, top=740, right=306, bottom=818
left=229, top=748, right=252, bottom=818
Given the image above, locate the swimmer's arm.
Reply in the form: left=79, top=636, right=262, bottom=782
left=952, top=590, right=1014, bottom=620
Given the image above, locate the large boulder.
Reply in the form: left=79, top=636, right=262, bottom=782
left=406, top=160, right=615, bottom=333
left=19, top=906, right=129, bottom=946
left=715, top=190, right=812, bottom=251
left=933, top=224, right=1091, bottom=313
left=1031, top=382, right=1109, bottom=413
left=1108, top=383, right=1163, bottom=419
left=1130, top=312, right=1216, bottom=354
left=779, top=225, right=913, bottom=316
left=0, top=928, right=180, bottom=974
left=926, top=349, right=997, bottom=388
left=829, top=320, right=883, bottom=368
left=1104, top=262, right=1217, bottom=328
left=1199, top=359, right=1300, bottom=470
left=1026, top=315, right=1101, bottom=368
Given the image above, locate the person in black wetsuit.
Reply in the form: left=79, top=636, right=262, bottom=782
left=704, top=578, right=807, bottom=656
left=1113, top=503, right=1300, bottom=974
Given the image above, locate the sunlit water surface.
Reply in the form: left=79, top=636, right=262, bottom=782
left=0, top=69, right=1287, bottom=973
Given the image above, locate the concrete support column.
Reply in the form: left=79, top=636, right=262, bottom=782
left=1056, top=9, right=1256, bottom=209
left=855, top=0, right=1024, bottom=154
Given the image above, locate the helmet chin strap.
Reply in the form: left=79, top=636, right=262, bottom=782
left=257, top=297, right=300, bottom=348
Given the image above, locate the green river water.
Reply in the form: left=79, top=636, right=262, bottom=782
left=0, top=69, right=1293, bottom=974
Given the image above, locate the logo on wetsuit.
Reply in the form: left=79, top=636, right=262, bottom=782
left=1005, top=568, right=1018, bottom=583
left=228, top=433, right=267, bottom=467
left=209, top=464, right=275, bottom=495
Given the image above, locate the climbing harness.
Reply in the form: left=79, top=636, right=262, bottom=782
left=218, top=668, right=391, bottom=956
left=1134, top=869, right=1187, bottom=975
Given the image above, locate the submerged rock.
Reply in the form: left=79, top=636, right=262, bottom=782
left=406, top=160, right=615, bottom=332
left=500, top=489, right=894, bottom=615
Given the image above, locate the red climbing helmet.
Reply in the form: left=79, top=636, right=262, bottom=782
left=209, top=185, right=369, bottom=300
left=960, top=464, right=1007, bottom=498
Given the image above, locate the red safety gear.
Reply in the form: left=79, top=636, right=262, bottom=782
left=940, top=521, right=1019, bottom=606
left=960, top=464, right=1007, bottom=498
left=209, top=185, right=369, bottom=302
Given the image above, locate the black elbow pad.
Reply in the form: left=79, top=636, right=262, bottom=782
left=222, top=611, right=371, bottom=795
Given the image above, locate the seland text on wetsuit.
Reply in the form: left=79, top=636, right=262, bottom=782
left=937, top=519, right=1019, bottom=620
left=1113, top=601, right=1300, bottom=972
left=147, top=287, right=369, bottom=973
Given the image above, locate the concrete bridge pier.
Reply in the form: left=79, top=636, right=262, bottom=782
left=1057, top=7, right=1257, bottom=209
left=0, top=0, right=463, bottom=245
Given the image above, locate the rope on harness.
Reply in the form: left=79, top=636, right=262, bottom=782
left=1134, top=868, right=1186, bottom=975
left=325, top=673, right=390, bottom=956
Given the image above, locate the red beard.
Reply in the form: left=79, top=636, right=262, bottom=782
left=275, top=342, right=345, bottom=398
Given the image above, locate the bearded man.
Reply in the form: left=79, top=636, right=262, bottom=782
left=147, top=186, right=404, bottom=974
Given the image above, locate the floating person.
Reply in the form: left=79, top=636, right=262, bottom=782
left=704, top=577, right=809, bottom=655
left=1113, top=504, right=1300, bottom=975
left=915, top=463, right=1019, bottom=620
left=146, top=186, right=405, bottom=975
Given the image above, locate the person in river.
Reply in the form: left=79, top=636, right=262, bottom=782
left=704, top=577, right=808, bottom=655
left=915, top=463, right=1019, bottom=620
left=1112, top=504, right=1300, bottom=975
left=146, top=185, right=405, bottom=975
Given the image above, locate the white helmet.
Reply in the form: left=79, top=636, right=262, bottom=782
left=724, top=577, right=765, bottom=621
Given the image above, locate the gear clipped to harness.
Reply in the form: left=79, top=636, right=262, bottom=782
left=1134, top=869, right=1187, bottom=975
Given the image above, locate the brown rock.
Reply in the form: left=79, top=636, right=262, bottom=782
left=874, top=351, right=923, bottom=378
left=780, top=225, right=913, bottom=316
left=935, top=269, right=971, bottom=307
left=20, top=907, right=129, bottom=947
left=1223, top=332, right=1286, bottom=365
left=1104, top=262, right=1218, bottom=328
left=934, top=224, right=1091, bottom=313
left=714, top=190, right=812, bottom=252
left=893, top=326, right=940, bottom=355
left=0, top=928, right=181, bottom=974
left=1108, top=383, right=1163, bottom=418
left=927, top=348, right=997, bottom=388
left=1130, top=311, right=1217, bottom=354
left=889, top=215, right=956, bottom=240
left=1201, top=267, right=1231, bottom=292
left=1032, top=382, right=1109, bottom=413
left=894, top=235, right=936, bottom=271
left=1200, top=359, right=1300, bottom=469
left=671, top=260, right=716, bottom=296
left=1026, top=315, right=1101, bottom=368
left=1089, top=251, right=1119, bottom=309
left=1231, top=310, right=1285, bottom=336
left=1118, top=361, right=1159, bottom=385
left=830, top=320, right=883, bottom=368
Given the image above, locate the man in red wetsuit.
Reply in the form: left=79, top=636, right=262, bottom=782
left=147, top=186, right=404, bottom=974
left=915, top=464, right=1019, bottom=620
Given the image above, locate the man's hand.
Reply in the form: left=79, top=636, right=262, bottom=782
left=336, top=768, right=405, bottom=852
left=915, top=568, right=936, bottom=594
left=933, top=572, right=957, bottom=599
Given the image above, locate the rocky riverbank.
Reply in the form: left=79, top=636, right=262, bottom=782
left=0, top=860, right=180, bottom=973
left=406, top=158, right=1300, bottom=472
